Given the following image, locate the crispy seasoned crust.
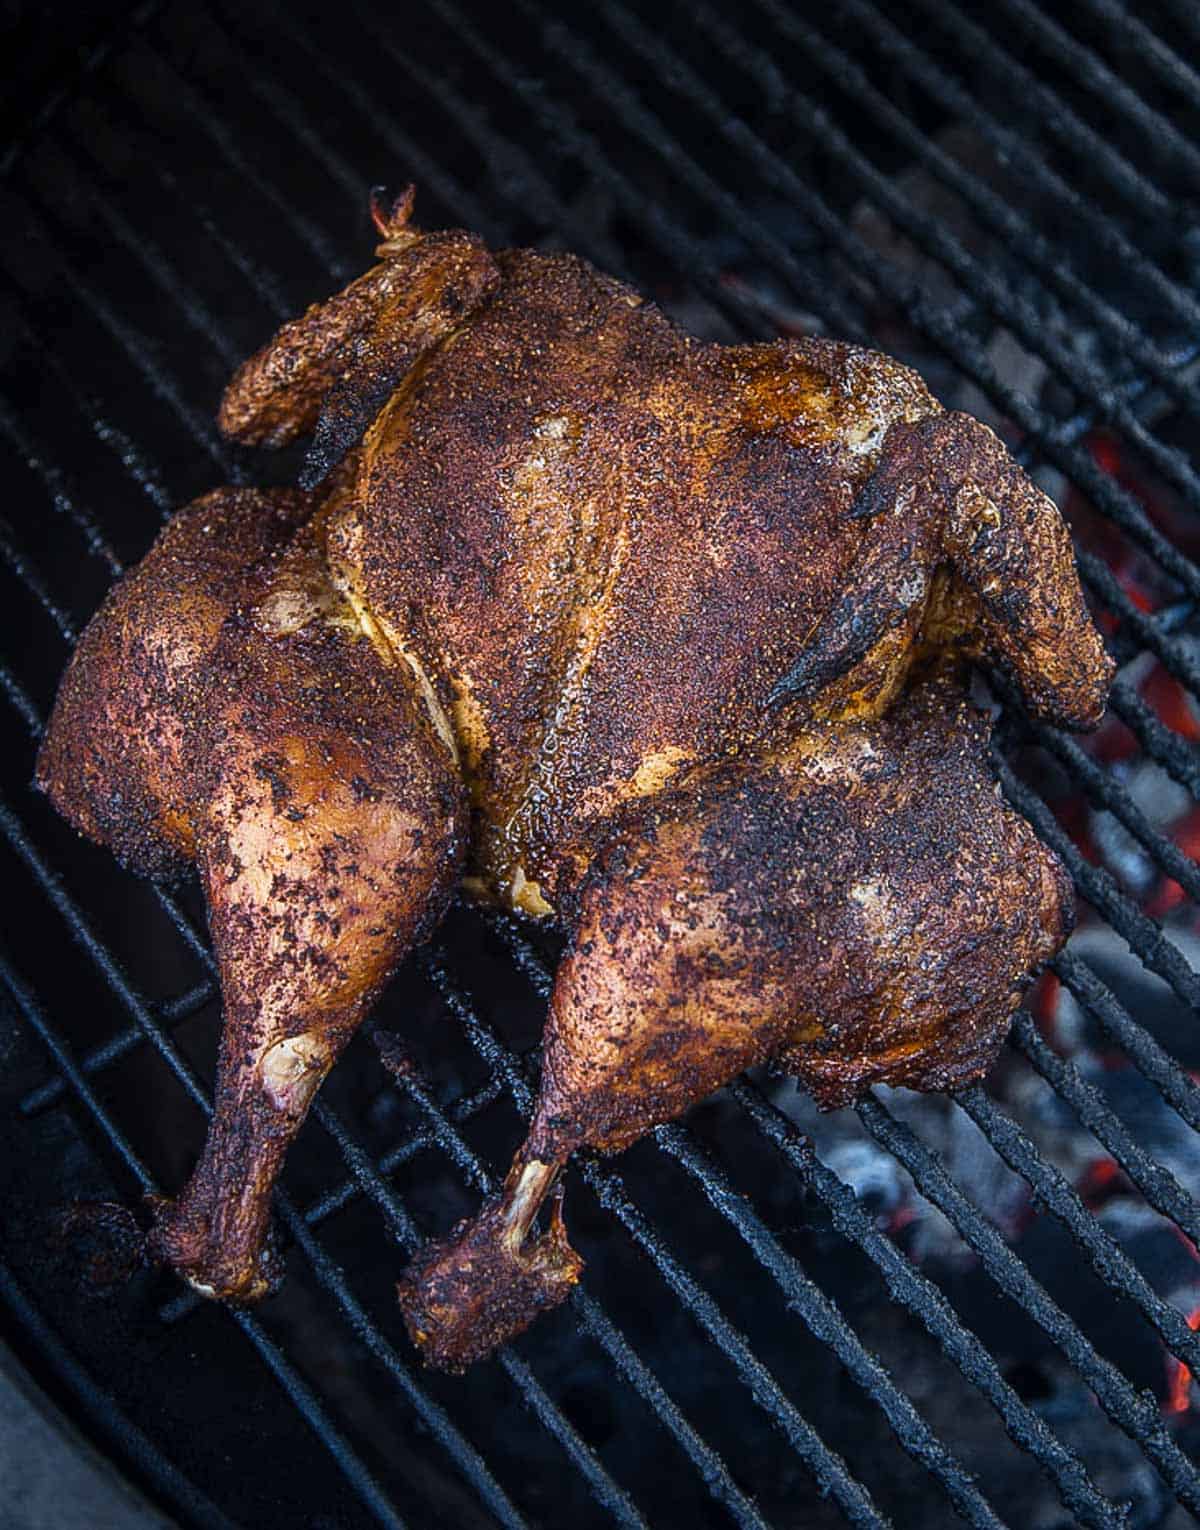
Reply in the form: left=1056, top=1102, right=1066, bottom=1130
left=149, top=587, right=468, bottom=1297
left=396, top=1163, right=581, bottom=1373
left=328, top=243, right=1109, bottom=915
left=35, top=487, right=314, bottom=878
left=218, top=227, right=500, bottom=465
left=39, top=200, right=1110, bottom=1346
left=533, top=669, right=1069, bottom=1160
left=342, top=253, right=949, bottom=909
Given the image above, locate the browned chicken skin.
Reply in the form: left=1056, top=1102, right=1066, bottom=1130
left=36, top=190, right=1110, bottom=1359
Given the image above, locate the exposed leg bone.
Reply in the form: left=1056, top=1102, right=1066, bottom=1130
left=396, top=1155, right=579, bottom=1373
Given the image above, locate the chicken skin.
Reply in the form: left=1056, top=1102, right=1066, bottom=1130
left=37, top=189, right=1110, bottom=1358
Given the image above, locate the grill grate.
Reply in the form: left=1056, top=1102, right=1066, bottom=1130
left=2, top=2, right=1200, bottom=1526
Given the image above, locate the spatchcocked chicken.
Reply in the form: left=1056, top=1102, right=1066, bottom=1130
left=37, top=189, right=1111, bottom=1369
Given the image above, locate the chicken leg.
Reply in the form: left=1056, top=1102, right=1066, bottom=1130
left=397, top=668, right=1069, bottom=1369
left=38, top=486, right=466, bottom=1300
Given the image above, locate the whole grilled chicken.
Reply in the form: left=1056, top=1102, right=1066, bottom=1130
left=37, top=190, right=1110, bottom=1365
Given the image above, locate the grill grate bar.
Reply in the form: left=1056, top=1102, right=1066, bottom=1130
left=423, top=949, right=893, bottom=1530
left=0, top=943, right=155, bottom=1197
left=0, top=800, right=216, bottom=1116
left=748, top=0, right=1200, bottom=442
left=654, top=1121, right=1011, bottom=1529
left=840, top=0, right=1200, bottom=334
left=1080, top=556, right=1200, bottom=695
left=730, top=1077, right=1124, bottom=1530
left=295, top=1102, right=655, bottom=1530
left=996, top=755, right=1200, bottom=1019
left=1154, top=0, right=1200, bottom=53
left=259, top=3, right=621, bottom=277
left=0, top=2, right=162, bottom=180
left=302, top=1075, right=505, bottom=1227
left=0, top=658, right=43, bottom=738
left=0, top=519, right=79, bottom=643
left=226, top=1305, right=411, bottom=1530
left=598, top=1, right=1200, bottom=524
left=956, top=1079, right=1200, bottom=1375
left=154, top=1072, right=500, bottom=1329
left=1009, top=1009, right=1200, bottom=1246
left=1004, top=696, right=1200, bottom=908
left=384, top=1063, right=774, bottom=1530
left=350, top=0, right=784, bottom=344
left=0, top=945, right=410, bottom=1530
left=773, top=0, right=1200, bottom=364
left=264, top=1170, right=533, bottom=1530
left=151, top=1072, right=508, bottom=1314
left=36, top=137, right=243, bottom=372
left=0, top=395, right=124, bottom=575
left=362, top=0, right=865, bottom=344
left=992, top=0, right=1200, bottom=185
left=1, top=202, right=240, bottom=480
left=908, top=0, right=1169, bottom=222
left=4, top=293, right=177, bottom=517
left=1052, top=950, right=1200, bottom=1135
left=370, top=20, right=641, bottom=283
left=113, top=35, right=352, bottom=286
left=64, top=93, right=296, bottom=325
left=20, top=981, right=217, bottom=1116
left=856, top=1094, right=1200, bottom=1512
left=199, top=3, right=501, bottom=246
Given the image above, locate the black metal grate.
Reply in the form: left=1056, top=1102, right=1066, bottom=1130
left=2, top=2, right=1200, bottom=1526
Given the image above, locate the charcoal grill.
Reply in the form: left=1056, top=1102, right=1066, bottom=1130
left=3, top=2, right=1200, bottom=1526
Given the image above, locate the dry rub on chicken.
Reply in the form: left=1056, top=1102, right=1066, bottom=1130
left=37, top=188, right=1111, bottom=1366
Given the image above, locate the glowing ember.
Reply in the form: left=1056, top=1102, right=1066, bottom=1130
left=1164, top=1306, right=1200, bottom=1416
left=1077, top=1157, right=1123, bottom=1209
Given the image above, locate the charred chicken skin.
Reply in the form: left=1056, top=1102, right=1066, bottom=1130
left=37, top=190, right=1110, bottom=1363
